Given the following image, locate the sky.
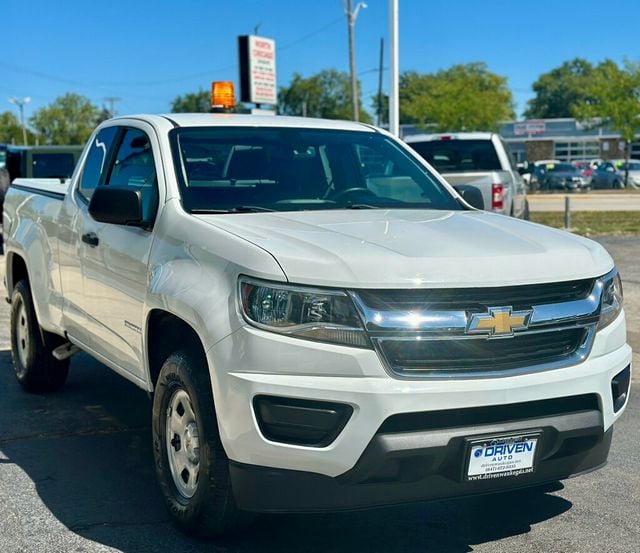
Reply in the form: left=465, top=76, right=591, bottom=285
left=3, top=0, right=640, bottom=124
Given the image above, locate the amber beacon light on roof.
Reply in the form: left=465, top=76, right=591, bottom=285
left=211, top=81, right=235, bottom=111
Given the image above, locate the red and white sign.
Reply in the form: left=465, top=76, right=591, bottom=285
left=246, top=36, right=277, bottom=105
left=513, top=121, right=546, bottom=136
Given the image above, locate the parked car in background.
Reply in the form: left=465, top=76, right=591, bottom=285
left=538, top=162, right=591, bottom=192
left=4, top=145, right=83, bottom=182
left=572, top=160, right=595, bottom=179
left=405, top=132, right=529, bottom=218
left=591, top=159, right=640, bottom=189
left=524, top=160, right=560, bottom=191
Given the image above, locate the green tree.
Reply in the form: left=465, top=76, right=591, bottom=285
left=29, top=93, right=100, bottom=145
left=278, top=69, right=372, bottom=123
left=171, top=89, right=211, bottom=113
left=399, top=63, right=514, bottom=131
left=574, top=59, right=640, bottom=187
left=0, top=111, right=35, bottom=144
left=524, top=58, right=596, bottom=119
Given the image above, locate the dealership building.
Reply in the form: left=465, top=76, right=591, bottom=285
left=401, top=118, right=640, bottom=163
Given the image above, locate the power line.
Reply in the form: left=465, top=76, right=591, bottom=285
left=277, top=16, right=343, bottom=52
left=0, top=16, right=345, bottom=89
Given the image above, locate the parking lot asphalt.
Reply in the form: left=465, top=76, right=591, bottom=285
left=0, top=236, right=638, bottom=553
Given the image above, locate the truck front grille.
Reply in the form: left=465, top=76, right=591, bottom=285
left=350, top=277, right=601, bottom=379
left=375, top=327, right=589, bottom=378
left=354, top=278, right=594, bottom=311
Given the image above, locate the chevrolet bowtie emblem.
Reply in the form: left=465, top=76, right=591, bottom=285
left=467, top=306, right=532, bottom=337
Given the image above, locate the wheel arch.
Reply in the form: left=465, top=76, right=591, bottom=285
left=145, top=309, right=210, bottom=392
left=6, top=251, right=30, bottom=297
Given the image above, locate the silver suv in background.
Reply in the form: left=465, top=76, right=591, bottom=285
left=405, top=132, right=529, bottom=219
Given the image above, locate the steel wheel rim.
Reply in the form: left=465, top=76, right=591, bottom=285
left=15, top=300, right=29, bottom=368
left=166, top=388, right=200, bottom=499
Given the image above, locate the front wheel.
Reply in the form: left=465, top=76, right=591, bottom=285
left=152, top=348, right=253, bottom=536
left=10, top=280, right=69, bottom=393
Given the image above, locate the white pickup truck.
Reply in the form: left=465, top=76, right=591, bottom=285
left=3, top=114, right=631, bottom=537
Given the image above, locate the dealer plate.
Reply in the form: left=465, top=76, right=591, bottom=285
left=466, top=433, right=539, bottom=481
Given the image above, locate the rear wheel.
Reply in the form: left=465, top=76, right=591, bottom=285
left=522, top=199, right=530, bottom=220
left=152, top=348, right=254, bottom=536
left=10, top=280, right=69, bottom=393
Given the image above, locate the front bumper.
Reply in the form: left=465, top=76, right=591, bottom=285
left=231, top=412, right=612, bottom=513
left=207, top=311, right=631, bottom=511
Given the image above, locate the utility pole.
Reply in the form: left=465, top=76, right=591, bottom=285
left=103, top=96, right=121, bottom=118
left=345, top=0, right=367, bottom=122
left=388, top=0, right=399, bottom=136
left=377, top=37, right=384, bottom=127
left=9, top=96, right=31, bottom=146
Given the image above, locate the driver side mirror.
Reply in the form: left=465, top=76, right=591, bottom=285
left=88, top=186, right=144, bottom=226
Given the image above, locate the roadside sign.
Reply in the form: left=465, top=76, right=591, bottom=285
left=238, top=35, right=277, bottom=106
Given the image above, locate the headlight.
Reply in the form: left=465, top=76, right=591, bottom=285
left=239, top=277, right=370, bottom=348
left=598, top=270, right=623, bottom=330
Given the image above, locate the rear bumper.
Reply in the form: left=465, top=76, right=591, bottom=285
left=231, top=412, right=612, bottom=513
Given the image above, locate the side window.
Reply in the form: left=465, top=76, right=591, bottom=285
left=78, top=127, right=118, bottom=201
left=104, top=128, right=158, bottom=224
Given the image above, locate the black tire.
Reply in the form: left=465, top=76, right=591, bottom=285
left=152, top=348, right=254, bottom=537
left=522, top=199, right=530, bottom=221
left=613, top=179, right=622, bottom=189
left=10, top=280, right=70, bottom=393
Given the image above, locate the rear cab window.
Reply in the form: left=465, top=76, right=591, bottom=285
left=32, top=153, right=76, bottom=179
left=409, top=139, right=502, bottom=173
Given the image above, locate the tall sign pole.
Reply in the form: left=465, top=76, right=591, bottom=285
left=388, top=0, right=399, bottom=136
left=345, top=1, right=367, bottom=122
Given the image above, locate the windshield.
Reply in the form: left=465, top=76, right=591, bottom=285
left=408, top=139, right=501, bottom=173
left=169, top=127, right=461, bottom=213
left=624, top=162, right=640, bottom=171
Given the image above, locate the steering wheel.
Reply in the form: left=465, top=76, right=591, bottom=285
left=331, top=187, right=375, bottom=202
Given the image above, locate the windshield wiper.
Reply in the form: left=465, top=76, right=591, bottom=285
left=343, top=203, right=382, bottom=209
left=191, top=205, right=276, bottom=214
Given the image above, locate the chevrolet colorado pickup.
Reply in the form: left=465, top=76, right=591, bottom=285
left=3, top=114, right=631, bottom=537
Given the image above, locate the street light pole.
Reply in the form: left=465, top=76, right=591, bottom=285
left=345, top=0, right=367, bottom=122
left=9, top=96, right=31, bottom=146
left=388, top=0, right=399, bottom=136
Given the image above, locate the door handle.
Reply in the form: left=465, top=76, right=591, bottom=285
left=81, top=232, right=99, bottom=247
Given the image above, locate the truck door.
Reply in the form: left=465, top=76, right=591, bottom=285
left=69, top=124, right=161, bottom=382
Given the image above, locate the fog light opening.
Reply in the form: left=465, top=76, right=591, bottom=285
left=611, top=365, right=631, bottom=413
left=253, top=395, right=353, bottom=447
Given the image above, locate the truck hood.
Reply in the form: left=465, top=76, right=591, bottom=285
left=194, top=210, right=613, bottom=288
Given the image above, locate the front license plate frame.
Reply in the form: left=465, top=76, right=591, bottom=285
left=464, top=432, right=540, bottom=482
